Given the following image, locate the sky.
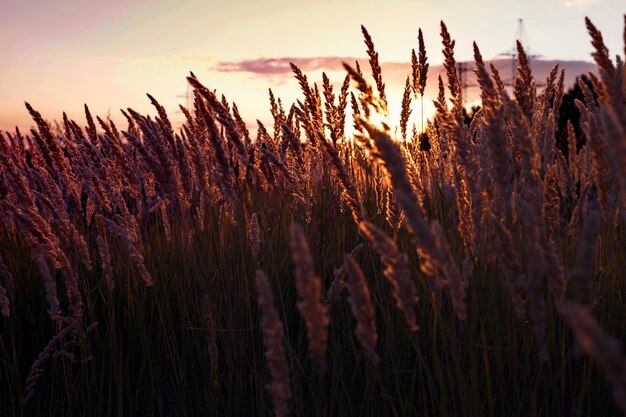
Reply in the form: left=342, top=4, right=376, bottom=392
left=0, top=0, right=623, bottom=133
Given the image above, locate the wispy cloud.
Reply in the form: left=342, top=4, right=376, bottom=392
left=215, top=57, right=358, bottom=75
left=214, top=57, right=410, bottom=76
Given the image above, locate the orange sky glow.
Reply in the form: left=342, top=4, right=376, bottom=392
left=1, top=0, right=623, bottom=135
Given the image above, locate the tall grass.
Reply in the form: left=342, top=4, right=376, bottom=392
left=0, top=16, right=625, bottom=417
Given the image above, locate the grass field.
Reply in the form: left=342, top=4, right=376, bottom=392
left=1, top=16, right=625, bottom=417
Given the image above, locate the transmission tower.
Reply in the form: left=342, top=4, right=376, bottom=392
left=457, top=62, right=476, bottom=106
left=497, top=18, right=543, bottom=86
left=175, top=82, right=194, bottom=115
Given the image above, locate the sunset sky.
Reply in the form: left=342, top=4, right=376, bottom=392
left=1, top=0, right=623, bottom=133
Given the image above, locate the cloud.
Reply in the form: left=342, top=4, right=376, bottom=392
left=212, top=55, right=595, bottom=99
left=215, top=57, right=356, bottom=75
left=214, top=56, right=410, bottom=77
